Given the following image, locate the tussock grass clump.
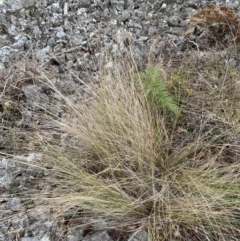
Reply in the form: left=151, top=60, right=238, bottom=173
left=38, top=56, right=240, bottom=240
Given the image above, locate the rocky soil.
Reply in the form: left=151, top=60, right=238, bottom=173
left=1, top=0, right=240, bottom=240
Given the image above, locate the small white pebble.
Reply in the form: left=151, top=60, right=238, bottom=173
left=162, top=3, right=167, bottom=9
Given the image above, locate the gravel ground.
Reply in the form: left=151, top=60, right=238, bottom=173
left=0, top=0, right=239, bottom=240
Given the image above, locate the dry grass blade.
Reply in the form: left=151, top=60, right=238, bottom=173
left=24, top=54, right=240, bottom=240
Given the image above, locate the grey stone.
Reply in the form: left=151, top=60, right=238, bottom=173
left=78, top=8, right=87, bottom=13
left=103, top=8, right=110, bottom=16
left=0, top=232, right=5, bottom=240
left=165, top=0, right=177, bottom=4
left=53, top=43, right=64, bottom=52
left=0, top=46, right=18, bottom=58
left=153, top=1, right=164, bottom=13
left=55, top=53, right=66, bottom=63
left=47, top=37, right=56, bottom=47
left=55, top=27, right=66, bottom=39
left=0, top=171, right=12, bottom=190
left=11, top=214, right=29, bottom=231
left=32, top=26, right=42, bottom=40
left=50, top=14, right=64, bottom=27
left=66, top=226, right=84, bottom=241
left=36, top=46, right=51, bottom=62
left=12, top=35, right=27, bottom=50
left=66, top=60, right=74, bottom=69
left=66, top=52, right=77, bottom=61
left=4, top=0, right=21, bottom=11
left=22, top=85, right=49, bottom=110
left=0, top=223, right=8, bottom=233
left=82, top=231, right=114, bottom=241
left=7, top=197, right=23, bottom=211
left=18, top=153, right=42, bottom=164
left=5, top=232, right=16, bottom=241
left=50, top=2, right=62, bottom=13
left=78, top=0, right=92, bottom=8
left=40, top=233, right=51, bottom=241
left=110, top=0, right=125, bottom=11
left=122, top=10, right=131, bottom=20
left=19, top=0, right=38, bottom=9
left=69, top=35, right=85, bottom=47
left=20, top=238, right=39, bottom=241
left=6, top=24, right=18, bottom=36
left=128, top=20, right=142, bottom=29
left=132, top=43, right=150, bottom=61
left=128, top=230, right=148, bottom=241
left=228, top=58, right=238, bottom=68
left=124, top=0, right=134, bottom=9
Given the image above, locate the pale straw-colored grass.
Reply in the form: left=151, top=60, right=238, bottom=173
left=34, top=55, right=240, bottom=240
